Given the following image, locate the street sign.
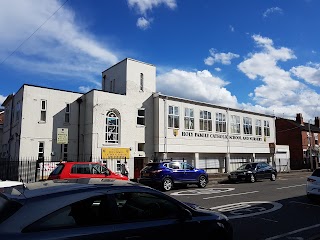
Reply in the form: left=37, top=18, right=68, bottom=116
left=101, top=148, right=130, bottom=159
left=57, top=128, right=68, bottom=144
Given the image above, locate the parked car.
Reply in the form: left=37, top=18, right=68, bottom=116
left=0, top=180, right=25, bottom=194
left=138, top=161, right=208, bottom=191
left=48, top=162, right=129, bottom=181
left=0, top=178, right=233, bottom=240
left=306, top=168, right=320, bottom=200
left=228, top=162, right=277, bottom=183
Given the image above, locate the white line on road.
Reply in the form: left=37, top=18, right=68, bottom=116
left=203, top=190, right=259, bottom=200
left=251, top=216, right=279, bottom=223
left=265, top=223, right=320, bottom=240
left=276, top=184, right=306, bottom=190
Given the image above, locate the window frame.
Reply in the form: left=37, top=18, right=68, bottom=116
left=64, top=103, right=70, bottom=123
left=38, top=142, right=44, bottom=160
left=40, top=100, right=47, bottom=122
left=264, top=120, right=270, bottom=137
left=199, top=110, right=212, bottom=132
left=168, top=105, right=179, bottom=129
left=105, top=111, right=119, bottom=144
left=243, top=117, right=252, bottom=135
left=184, top=108, right=194, bottom=130
left=140, top=73, right=144, bottom=91
left=137, top=108, right=145, bottom=126
left=215, top=112, right=226, bottom=133
left=255, top=119, right=262, bottom=136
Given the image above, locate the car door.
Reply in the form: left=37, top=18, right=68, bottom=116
left=255, top=163, right=265, bottom=179
left=261, top=162, right=272, bottom=179
left=168, top=162, right=185, bottom=182
left=181, top=162, right=198, bottom=182
left=69, top=163, right=94, bottom=178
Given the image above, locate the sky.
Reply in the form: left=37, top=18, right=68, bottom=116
left=1, top=0, right=320, bottom=122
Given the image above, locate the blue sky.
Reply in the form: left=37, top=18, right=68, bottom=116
left=1, top=0, right=320, bottom=121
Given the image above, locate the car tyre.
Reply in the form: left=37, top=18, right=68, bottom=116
left=162, top=177, right=173, bottom=191
left=270, top=173, right=276, bottom=181
left=249, top=174, right=255, bottom=183
left=198, top=175, right=208, bottom=188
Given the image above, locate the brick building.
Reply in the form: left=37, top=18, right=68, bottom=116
left=276, top=113, right=320, bottom=170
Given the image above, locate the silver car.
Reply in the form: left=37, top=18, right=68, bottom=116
left=306, top=168, right=320, bottom=199
left=0, top=178, right=233, bottom=240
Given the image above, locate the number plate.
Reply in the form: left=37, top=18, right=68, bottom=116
left=231, top=175, right=237, bottom=179
left=143, top=173, right=150, bottom=177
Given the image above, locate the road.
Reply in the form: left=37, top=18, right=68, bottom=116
left=167, top=172, right=320, bottom=240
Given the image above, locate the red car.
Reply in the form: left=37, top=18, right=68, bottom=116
left=48, top=162, right=129, bottom=181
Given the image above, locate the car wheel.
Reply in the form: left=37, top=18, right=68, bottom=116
left=198, top=175, right=208, bottom=188
left=162, top=178, right=173, bottom=191
left=270, top=173, right=276, bottom=181
left=249, top=174, right=255, bottom=183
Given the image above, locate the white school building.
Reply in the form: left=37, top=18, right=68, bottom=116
left=1, top=58, right=290, bottom=180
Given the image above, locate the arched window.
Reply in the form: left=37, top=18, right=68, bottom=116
left=106, top=111, right=119, bottom=144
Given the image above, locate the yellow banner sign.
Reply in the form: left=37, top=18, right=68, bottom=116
left=101, top=148, right=130, bottom=159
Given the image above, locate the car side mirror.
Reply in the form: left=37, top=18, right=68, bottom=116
left=179, top=208, right=192, bottom=221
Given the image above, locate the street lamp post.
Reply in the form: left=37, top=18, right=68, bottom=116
left=308, top=119, right=314, bottom=171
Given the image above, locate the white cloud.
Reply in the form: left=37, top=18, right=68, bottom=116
left=237, top=34, right=320, bottom=120
left=0, top=0, right=119, bottom=85
left=229, top=25, right=234, bottom=32
left=79, top=86, right=93, bottom=93
left=290, top=63, right=320, bottom=86
left=137, top=17, right=151, bottom=30
left=128, top=0, right=177, bottom=15
left=127, top=0, right=176, bottom=29
left=204, top=48, right=239, bottom=66
left=157, top=69, right=238, bottom=108
left=263, top=7, right=283, bottom=18
left=0, top=95, right=7, bottom=105
left=215, top=68, right=221, bottom=72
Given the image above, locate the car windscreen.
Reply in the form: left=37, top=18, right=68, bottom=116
left=50, top=164, right=64, bottom=175
left=142, top=163, right=162, bottom=171
left=312, top=169, right=320, bottom=177
left=237, top=163, right=256, bottom=170
left=0, top=196, right=22, bottom=224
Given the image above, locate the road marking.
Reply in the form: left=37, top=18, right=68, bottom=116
left=290, top=201, right=320, bottom=208
left=265, top=223, right=320, bottom=240
left=203, top=190, right=258, bottom=200
left=170, top=188, right=235, bottom=196
left=210, top=201, right=282, bottom=219
left=251, top=216, right=278, bottom=223
left=276, top=184, right=306, bottom=189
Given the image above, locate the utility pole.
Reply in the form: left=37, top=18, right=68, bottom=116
left=309, top=119, right=314, bottom=171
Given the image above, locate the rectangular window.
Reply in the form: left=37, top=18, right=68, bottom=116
left=138, top=143, right=145, bottom=151
left=63, top=144, right=68, bottom=161
left=16, top=101, right=21, bottom=121
left=255, top=119, right=262, bottom=136
left=137, top=108, right=145, bottom=125
left=264, top=120, right=270, bottom=137
left=230, top=115, right=240, bottom=134
left=65, top=103, right=70, bottom=123
left=200, top=110, right=212, bottom=131
left=315, top=133, right=319, bottom=145
left=168, top=106, right=179, bottom=129
left=140, top=73, right=144, bottom=91
left=40, top=100, right=47, bottom=122
left=215, top=112, right=226, bottom=133
left=243, top=117, right=252, bottom=135
left=184, top=108, right=194, bottom=130
left=38, top=142, right=44, bottom=160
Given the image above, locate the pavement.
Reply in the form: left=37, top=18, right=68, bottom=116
left=207, top=169, right=312, bottom=184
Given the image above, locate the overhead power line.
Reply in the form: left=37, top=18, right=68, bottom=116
left=0, top=0, right=69, bottom=66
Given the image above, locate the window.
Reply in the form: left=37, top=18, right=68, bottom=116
left=16, top=101, right=21, bottom=121
left=230, top=115, right=240, bottom=134
left=114, top=192, right=181, bottom=222
left=315, top=133, right=319, bottom=145
left=168, top=106, right=179, bottom=129
left=40, top=100, right=47, bottom=122
left=138, top=143, right=144, bottom=151
left=255, top=119, right=262, bottom=136
left=264, top=120, right=270, bottom=137
left=140, top=73, right=144, bottom=91
left=65, top=103, right=70, bottom=123
left=105, top=111, right=119, bottom=144
left=62, top=144, right=68, bottom=161
left=184, top=108, right=194, bottom=130
left=38, top=142, right=44, bottom=160
left=200, top=110, right=212, bottom=131
left=216, top=112, right=226, bottom=133
left=137, top=108, right=145, bottom=125
left=243, top=117, right=252, bottom=135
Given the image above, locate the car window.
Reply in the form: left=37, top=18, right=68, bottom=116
left=143, top=163, right=162, bottom=171
left=114, top=192, right=182, bottom=222
left=71, top=164, right=91, bottom=174
left=168, top=162, right=180, bottom=169
left=180, top=162, right=193, bottom=170
left=0, top=196, right=22, bottom=224
left=260, top=163, right=269, bottom=168
left=23, top=196, right=115, bottom=232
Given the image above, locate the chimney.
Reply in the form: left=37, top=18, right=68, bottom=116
left=315, top=117, right=320, bottom=128
left=296, top=113, right=304, bottom=125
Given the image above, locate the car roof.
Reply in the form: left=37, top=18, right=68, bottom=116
left=1, top=178, right=142, bottom=200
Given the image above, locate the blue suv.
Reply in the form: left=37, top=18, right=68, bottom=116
left=138, top=161, right=208, bottom=191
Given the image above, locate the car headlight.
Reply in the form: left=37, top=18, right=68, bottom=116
left=247, top=171, right=252, bottom=174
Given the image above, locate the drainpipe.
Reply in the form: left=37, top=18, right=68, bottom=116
left=76, top=97, right=83, bottom=161
left=163, top=97, right=168, bottom=161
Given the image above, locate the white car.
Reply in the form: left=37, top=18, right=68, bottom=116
left=306, top=168, right=320, bottom=199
